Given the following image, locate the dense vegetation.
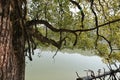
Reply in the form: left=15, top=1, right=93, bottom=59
left=27, top=0, right=120, bottom=62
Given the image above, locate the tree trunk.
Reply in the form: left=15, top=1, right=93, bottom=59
left=0, top=0, right=26, bottom=80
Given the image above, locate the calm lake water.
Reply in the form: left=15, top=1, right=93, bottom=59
left=25, top=49, right=108, bottom=80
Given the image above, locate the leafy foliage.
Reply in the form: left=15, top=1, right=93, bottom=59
left=26, top=0, right=120, bottom=61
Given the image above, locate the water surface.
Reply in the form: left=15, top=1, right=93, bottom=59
left=25, top=49, right=108, bottom=80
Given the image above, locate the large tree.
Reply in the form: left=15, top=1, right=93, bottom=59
left=0, top=0, right=26, bottom=80
left=0, top=0, right=120, bottom=80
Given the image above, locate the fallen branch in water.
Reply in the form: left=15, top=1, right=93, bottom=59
left=76, top=68, right=120, bottom=80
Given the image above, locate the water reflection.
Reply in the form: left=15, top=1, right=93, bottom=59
left=25, top=49, right=108, bottom=80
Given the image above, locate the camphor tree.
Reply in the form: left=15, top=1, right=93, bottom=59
left=0, top=0, right=120, bottom=80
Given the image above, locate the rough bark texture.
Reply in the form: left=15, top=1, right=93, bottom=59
left=0, top=0, right=26, bottom=80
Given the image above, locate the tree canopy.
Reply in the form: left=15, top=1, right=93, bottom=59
left=1, top=0, right=119, bottom=80
left=25, top=0, right=120, bottom=61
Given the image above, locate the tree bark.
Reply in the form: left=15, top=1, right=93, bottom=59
left=0, top=0, right=26, bottom=80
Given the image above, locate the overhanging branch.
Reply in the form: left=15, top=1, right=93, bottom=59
left=69, top=0, right=85, bottom=28
left=29, top=29, right=62, bottom=49
left=25, top=18, right=120, bottom=50
left=26, top=18, right=120, bottom=33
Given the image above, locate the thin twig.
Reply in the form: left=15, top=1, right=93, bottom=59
left=52, top=49, right=59, bottom=59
